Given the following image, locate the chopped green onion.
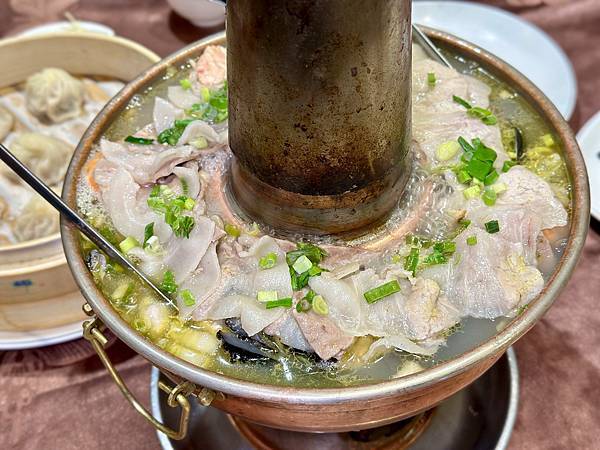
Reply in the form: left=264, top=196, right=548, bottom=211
left=433, top=241, right=456, bottom=256
left=190, top=136, right=208, bottom=149
left=200, top=86, right=211, bottom=102
left=466, top=235, right=478, bottom=246
left=404, top=247, right=420, bottom=276
left=467, top=158, right=493, bottom=181
left=292, top=254, right=313, bottom=274
left=502, top=160, right=517, bottom=172
left=119, top=236, right=139, bottom=253
left=435, top=141, right=460, bottom=161
left=405, top=235, right=432, bottom=248
left=312, top=295, right=329, bottom=315
left=422, top=252, right=448, bottom=266
left=458, top=136, right=475, bottom=153
left=224, top=223, right=241, bottom=238
left=257, top=290, right=278, bottom=303
left=296, top=290, right=315, bottom=313
left=427, top=72, right=436, bottom=86
left=180, top=178, right=189, bottom=196
left=160, top=270, right=178, bottom=295
left=453, top=95, right=472, bottom=109
left=179, top=78, right=192, bottom=90
left=286, top=242, right=328, bottom=266
left=482, top=188, right=497, bottom=206
left=484, top=169, right=499, bottom=186
left=363, top=280, right=401, bottom=304
left=125, top=135, right=154, bottom=145
left=485, top=220, right=500, bottom=234
left=472, top=144, right=497, bottom=162
left=181, top=289, right=196, bottom=306
left=259, top=252, right=278, bottom=270
left=468, top=107, right=498, bottom=125
left=457, top=169, right=472, bottom=184
left=157, top=119, right=194, bottom=146
left=463, top=185, right=481, bottom=200
left=183, top=198, right=195, bottom=210
left=461, top=151, right=474, bottom=163
left=492, top=182, right=508, bottom=194
left=143, top=223, right=154, bottom=247
left=266, top=298, right=293, bottom=309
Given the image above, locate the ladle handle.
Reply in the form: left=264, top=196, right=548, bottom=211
left=0, top=142, right=175, bottom=307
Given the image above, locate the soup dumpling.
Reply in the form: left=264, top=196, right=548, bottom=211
left=25, top=68, right=84, bottom=123
left=0, top=105, right=14, bottom=141
left=12, top=194, right=59, bottom=242
left=0, top=132, right=72, bottom=186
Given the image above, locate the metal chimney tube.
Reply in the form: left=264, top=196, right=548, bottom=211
left=228, top=0, right=412, bottom=235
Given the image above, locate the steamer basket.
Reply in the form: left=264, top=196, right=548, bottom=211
left=0, top=32, right=160, bottom=332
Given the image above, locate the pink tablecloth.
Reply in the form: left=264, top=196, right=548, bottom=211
left=1, top=1, right=599, bottom=449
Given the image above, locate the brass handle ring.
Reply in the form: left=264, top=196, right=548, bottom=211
left=83, top=316, right=194, bottom=440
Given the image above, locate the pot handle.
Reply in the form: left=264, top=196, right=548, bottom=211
left=82, top=315, right=194, bottom=440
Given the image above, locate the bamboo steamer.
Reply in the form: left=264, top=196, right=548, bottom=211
left=0, top=32, right=160, bottom=332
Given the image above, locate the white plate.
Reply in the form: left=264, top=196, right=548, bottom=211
left=413, top=1, right=577, bottom=120
left=18, top=21, right=115, bottom=38
left=0, top=290, right=85, bottom=350
left=576, top=111, right=600, bottom=221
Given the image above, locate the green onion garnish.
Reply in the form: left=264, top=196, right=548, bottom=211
left=312, top=295, right=329, bottom=315
left=259, top=252, right=278, bottom=270
left=257, top=290, right=278, bottom=303
left=125, top=135, right=154, bottom=145
left=463, top=185, right=481, bottom=200
left=286, top=242, right=328, bottom=291
left=179, top=78, right=192, bottom=90
left=143, top=223, right=154, bottom=248
left=457, top=169, right=472, bottom=184
left=147, top=186, right=195, bottom=238
left=466, top=235, right=478, bottom=246
left=292, top=254, right=313, bottom=274
left=458, top=136, right=475, bottom=153
left=433, top=241, right=456, bottom=255
left=473, top=144, right=497, bottom=162
left=427, top=72, right=436, bottom=86
left=363, top=280, right=401, bottom=304
left=453, top=95, right=472, bottom=109
left=453, top=97, right=497, bottom=125
left=181, top=289, right=196, bottom=306
left=484, top=169, right=499, bottom=186
left=482, top=188, right=497, bottom=206
left=422, top=252, right=448, bottom=266
left=224, top=223, right=241, bottom=238
left=502, top=160, right=517, bottom=172
left=160, top=270, right=178, bottom=295
left=404, top=247, right=420, bottom=276
left=467, top=158, right=493, bottom=181
left=119, top=236, right=139, bottom=253
left=296, top=290, right=315, bottom=313
left=266, top=298, right=293, bottom=309
left=485, top=220, right=500, bottom=234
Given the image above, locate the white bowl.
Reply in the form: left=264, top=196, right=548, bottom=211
left=167, top=0, right=226, bottom=28
left=576, top=110, right=600, bottom=221
left=413, top=1, right=577, bottom=120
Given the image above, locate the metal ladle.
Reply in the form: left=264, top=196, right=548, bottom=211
left=0, top=142, right=176, bottom=309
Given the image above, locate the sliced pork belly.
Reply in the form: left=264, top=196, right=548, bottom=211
left=99, top=139, right=200, bottom=185
left=293, top=310, right=353, bottom=360
left=203, top=236, right=292, bottom=335
left=178, top=242, right=221, bottom=317
left=494, top=166, right=568, bottom=230
left=264, top=310, right=313, bottom=353
left=153, top=97, right=181, bottom=134
left=177, top=120, right=221, bottom=146
left=167, top=85, right=201, bottom=110
left=97, top=167, right=171, bottom=242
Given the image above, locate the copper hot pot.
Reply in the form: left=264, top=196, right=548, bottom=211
left=61, top=29, right=589, bottom=439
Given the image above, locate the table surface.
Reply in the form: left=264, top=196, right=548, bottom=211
left=1, top=1, right=599, bottom=449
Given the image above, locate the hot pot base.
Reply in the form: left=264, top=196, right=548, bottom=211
left=150, top=348, right=518, bottom=449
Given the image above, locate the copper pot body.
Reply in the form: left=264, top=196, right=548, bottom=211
left=228, top=0, right=412, bottom=235
left=61, top=30, right=589, bottom=433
